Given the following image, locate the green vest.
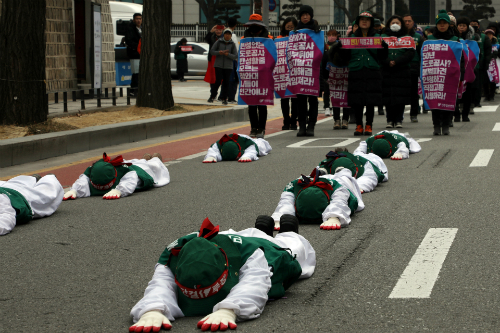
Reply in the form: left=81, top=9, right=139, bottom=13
left=381, top=33, right=412, bottom=68
left=477, top=33, right=486, bottom=69
left=410, top=32, right=423, bottom=63
left=348, top=33, right=382, bottom=71
left=283, top=177, right=358, bottom=223
left=319, top=152, right=385, bottom=183
left=159, top=233, right=302, bottom=300
left=84, top=164, right=155, bottom=196
left=366, top=131, right=410, bottom=158
left=215, top=134, right=259, bottom=159
left=0, top=188, right=33, bottom=224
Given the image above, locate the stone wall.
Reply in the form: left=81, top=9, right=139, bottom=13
left=93, top=0, right=115, bottom=87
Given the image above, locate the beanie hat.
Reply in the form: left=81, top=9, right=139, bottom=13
left=456, top=17, right=470, bottom=28
left=355, top=11, right=374, bottom=28
left=449, top=15, right=457, bottom=25
left=244, top=14, right=266, bottom=27
left=374, top=18, right=382, bottom=26
left=295, top=172, right=334, bottom=222
left=220, top=141, right=240, bottom=160
left=331, top=157, right=357, bottom=178
left=485, top=29, right=495, bottom=34
left=372, top=139, right=392, bottom=158
left=223, top=28, right=233, bottom=35
left=88, top=153, right=131, bottom=191
left=435, top=9, right=450, bottom=24
left=298, top=5, right=314, bottom=19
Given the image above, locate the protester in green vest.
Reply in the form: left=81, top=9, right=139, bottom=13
left=317, top=147, right=388, bottom=194
left=0, top=174, right=63, bottom=235
left=130, top=217, right=316, bottom=332
left=271, top=167, right=364, bottom=231
left=354, top=130, right=421, bottom=160
left=203, top=133, right=272, bottom=163
left=63, top=152, right=170, bottom=200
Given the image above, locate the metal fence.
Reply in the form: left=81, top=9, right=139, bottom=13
left=47, top=87, right=135, bottom=112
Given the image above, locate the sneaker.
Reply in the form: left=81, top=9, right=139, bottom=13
left=364, top=125, right=372, bottom=136
left=207, top=98, right=214, bottom=103
left=279, top=214, right=299, bottom=234
left=249, top=128, right=258, bottom=137
left=325, top=109, right=331, bottom=117
left=342, top=120, right=349, bottom=129
left=395, top=122, right=403, bottom=128
left=152, top=153, right=163, bottom=162
left=222, top=100, right=228, bottom=105
left=227, top=99, right=237, bottom=104
left=386, top=122, right=394, bottom=128
left=255, top=215, right=275, bottom=237
left=354, top=125, right=363, bottom=136
left=142, top=153, right=152, bottom=160
left=333, top=119, right=341, bottom=129
left=256, top=129, right=265, bottom=138
left=433, top=126, right=441, bottom=135
left=410, top=116, right=418, bottom=123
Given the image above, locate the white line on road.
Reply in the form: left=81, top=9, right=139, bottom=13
left=493, top=123, right=500, bottom=131
left=287, top=138, right=360, bottom=148
left=473, top=106, right=498, bottom=112
left=416, top=138, right=432, bottom=143
left=469, top=149, right=494, bottom=167
left=178, top=152, right=206, bottom=160
left=388, top=228, right=458, bottom=299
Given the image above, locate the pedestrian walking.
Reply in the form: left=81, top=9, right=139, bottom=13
left=404, top=14, right=425, bottom=122
left=125, top=13, right=142, bottom=96
left=381, top=15, right=415, bottom=129
left=174, top=38, right=191, bottom=82
left=484, top=28, right=498, bottom=102
left=209, top=29, right=238, bottom=105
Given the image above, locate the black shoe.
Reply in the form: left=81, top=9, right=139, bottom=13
left=207, top=98, right=214, bottom=103
left=222, top=100, right=228, bottom=105
left=474, top=104, right=481, bottom=108
left=217, top=97, right=223, bottom=102
left=279, top=214, right=299, bottom=234
left=442, top=126, right=450, bottom=135
left=469, top=109, right=475, bottom=114
left=290, top=124, right=298, bottom=130
left=433, top=126, right=441, bottom=136
left=228, top=100, right=237, bottom=104
left=423, top=109, right=428, bottom=114
left=462, top=117, right=470, bottom=122
left=31, top=174, right=42, bottom=182
left=378, top=110, right=385, bottom=115
left=306, top=126, right=315, bottom=137
left=454, top=117, right=461, bottom=122
left=255, top=215, right=275, bottom=237
left=297, top=123, right=307, bottom=137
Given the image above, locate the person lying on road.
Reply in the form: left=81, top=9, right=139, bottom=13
left=354, top=130, right=421, bottom=160
left=203, top=133, right=272, bottom=163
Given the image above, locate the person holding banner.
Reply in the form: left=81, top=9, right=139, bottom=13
left=485, top=29, right=499, bottom=102
left=470, top=19, right=491, bottom=110
left=381, top=15, right=416, bottom=129
left=174, top=38, right=191, bottom=82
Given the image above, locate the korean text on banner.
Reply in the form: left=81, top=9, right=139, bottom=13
left=420, top=40, right=463, bottom=111
left=287, top=29, right=325, bottom=96
left=327, top=63, right=350, bottom=108
left=237, top=38, right=277, bottom=106
left=339, top=37, right=415, bottom=49
left=458, top=41, right=469, bottom=99
left=487, top=44, right=500, bottom=84
left=273, top=37, right=296, bottom=98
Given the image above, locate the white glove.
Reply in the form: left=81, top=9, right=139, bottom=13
left=335, top=166, right=345, bottom=173
left=318, top=167, right=328, bottom=176
left=391, top=153, right=403, bottom=160
left=197, top=309, right=237, bottom=332
left=103, top=189, right=121, bottom=200
left=320, top=217, right=341, bottom=230
left=63, top=189, right=77, bottom=201
left=238, top=156, right=252, bottom=163
left=203, top=156, right=217, bottom=163
left=129, top=310, right=172, bottom=332
left=274, top=219, right=280, bottom=231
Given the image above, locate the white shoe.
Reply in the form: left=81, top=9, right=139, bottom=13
left=386, top=122, right=394, bottom=128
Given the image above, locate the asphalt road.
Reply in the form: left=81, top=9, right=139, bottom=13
left=2, top=99, right=500, bottom=332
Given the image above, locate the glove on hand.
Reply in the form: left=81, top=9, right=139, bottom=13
left=103, top=189, right=121, bottom=200
left=63, top=189, right=77, bottom=201
left=197, top=309, right=237, bottom=332
left=203, top=157, right=217, bottom=163
left=274, top=219, right=280, bottom=231
left=391, top=153, right=403, bottom=160
left=318, top=167, right=328, bottom=176
left=129, top=310, right=172, bottom=332
left=238, top=156, right=252, bottom=163
left=320, top=217, right=341, bottom=230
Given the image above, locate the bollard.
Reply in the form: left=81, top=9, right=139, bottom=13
left=112, top=87, right=116, bottom=106
left=97, top=88, right=101, bottom=107
left=127, top=88, right=131, bottom=105
left=72, top=91, right=77, bottom=102
left=80, top=90, right=85, bottom=110
left=105, top=88, right=109, bottom=98
left=54, top=92, right=58, bottom=104
left=63, top=92, right=68, bottom=112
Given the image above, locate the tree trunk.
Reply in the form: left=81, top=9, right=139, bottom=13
left=446, top=0, right=452, bottom=12
left=136, top=0, right=175, bottom=110
left=206, top=2, right=216, bottom=31
left=0, top=0, right=47, bottom=125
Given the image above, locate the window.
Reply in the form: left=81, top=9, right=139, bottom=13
left=188, top=44, right=206, bottom=55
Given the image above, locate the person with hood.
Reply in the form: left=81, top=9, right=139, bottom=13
left=174, top=38, right=191, bottom=82
left=403, top=14, right=425, bottom=122
left=470, top=19, right=491, bottom=109
left=276, top=17, right=299, bottom=130
left=295, top=6, right=322, bottom=137
left=381, top=15, right=415, bottom=129
left=242, top=14, right=272, bottom=138
left=485, top=27, right=499, bottom=102
left=129, top=217, right=315, bottom=332
left=202, top=133, right=272, bottom=163
left=353, top=130, right=421, bottom=160
left=209, top=29, right=238, bottom=105
left=330, top=11, right=389, bottom=136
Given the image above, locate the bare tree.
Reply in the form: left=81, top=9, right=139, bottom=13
left=0, top=0, right=47, bottom=125
left=136, top=0, right=174, bottom=110
left=333, top=0, right=384, bottom=23
left=196, top=0, right=220, bottom=32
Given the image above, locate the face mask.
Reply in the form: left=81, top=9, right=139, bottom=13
left=472, top=26, right=479, bottom=33
left=390, top=24, right=401, bottom=32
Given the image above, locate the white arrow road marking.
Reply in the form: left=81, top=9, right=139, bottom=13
left=492, top=123, right=500, bottom=131
left=469, top=149, right=494, bottom=167
left=473, top=106, right=498, bottom=112
left=287, top=138, right=360, bottom=148
left=389, top=228, right=458, bottom=299
left=416, top=138, right=432, bottom=143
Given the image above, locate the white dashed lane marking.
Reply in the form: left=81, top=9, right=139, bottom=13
left=473, top=106, right=497, bottom=112
left=469, top=149, right=494, bottom=167
left=492, top=123, right=500, bottom=131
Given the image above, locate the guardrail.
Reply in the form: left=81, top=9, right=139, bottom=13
left=47, top=87, right=134, bottom=112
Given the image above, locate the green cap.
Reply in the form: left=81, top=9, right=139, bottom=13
left=220, top=141, right=240, bottom=161
left=372, top=139, right=392, bottom=158
left=89, top=160, right=117, bottom=190
left=296, top=186, right=330, bottom=221
left=436, top=9, right=450, bottom=24
left=331, top=157, right=357, bottom=178
left=374, top=18, right=382, bottom=26
left=174, top=235, right=241, bottom=316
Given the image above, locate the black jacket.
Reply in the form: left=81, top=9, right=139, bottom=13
left=125, top=22, right=141, bottom=59
left=204, top=32, right=221, bottom=61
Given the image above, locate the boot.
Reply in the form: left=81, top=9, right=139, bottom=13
left=297, top=122, right=307, bottom=137
left=364, top=124, right=372, bottom=136
left=442, top=126, right=450, bottom=135
left=333, top=119, right=341, bottom=130
left=341, top=120, right=349, bottom=129
left=354, top=124, right=364, bottom=136
left=449, top=120, right=453, bottom=127
left=433, top=126, right=441, bottom=136
left=454, top=116, right=461, bottom=122
left=249, top=128, right=258, bottom=137
left=279, top=214, right=299, bottom=234
left=306, top=125, right=315, bottom=137
left=255, top=215, right=275, bottom=237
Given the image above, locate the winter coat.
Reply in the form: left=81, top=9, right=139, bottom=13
left=210, top=38, right=238, bottom=69
left=174, top=42, right=191, bottom=60
left=125, top=22, right=141, bottom=59
left=380, top=30, right=415, bottom=106
left=204, top=32, right=222, bottom=61
left=408, top=28, right=425, bottom=71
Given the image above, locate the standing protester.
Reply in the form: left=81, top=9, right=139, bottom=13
left=470, top=19, right=491, bottom=110
left=485, top=28, right=499, bottom=102
left=332, top=11, right=388, bottom=136
left=295, top=6, right=321, bottom=137
left=277, top=17, right=299, bottom=130
left=227, top=17, right=239, bottom=103
left=381, top=15, right=415, bottom=129
left=404, top=14, right=425, bottom=121
left=243, top=14, right=272, bottom=138
left=209, top=29, right=238, bottom=105
left=374, top=18, right=385, bottom=116
left=205, top=25, right=225, bottom=102
left=125, top=13, right=142, bottom=96
left=174, top=38, right=191, bottom=82
left=323, top=30, right=339, bottom=117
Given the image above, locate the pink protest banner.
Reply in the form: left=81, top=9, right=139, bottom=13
left=237, top=38, right=277, bottom=105
left=326, top=62, right=350, bottom=108
left=286, top=29, right=324, bottom=96
left=458, top=42, right=469, bottom=99
left=339, top=36, right=415, bottom=49
left=487, top=44, right=500, bottom=84
left=420, top=40, right=463, bottom=111
left=418, top=76, right=422, bottom=95
left=273, top=37, right=296, bottom=98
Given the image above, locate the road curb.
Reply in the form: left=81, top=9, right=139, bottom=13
left=0, top=106, right=249, bottom=168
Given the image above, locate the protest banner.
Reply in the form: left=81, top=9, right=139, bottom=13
left=457, top=41, right=469, bottom=99
left=326, top=62, right=350, bottom=108
left=286, top=29, right=324, bottom=96
left=459, top=40, right=480, bottom=98
left=338, top=36, right=415, bottom=49
left=237, top=38, right=277, bottom=105
left=180, top=46, right=193, bottom=52
left=273, top=37, right=295, bottom=98
left=487, top=44, right=500, bottom=84
left=420, top=40, right=463, bottom=111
